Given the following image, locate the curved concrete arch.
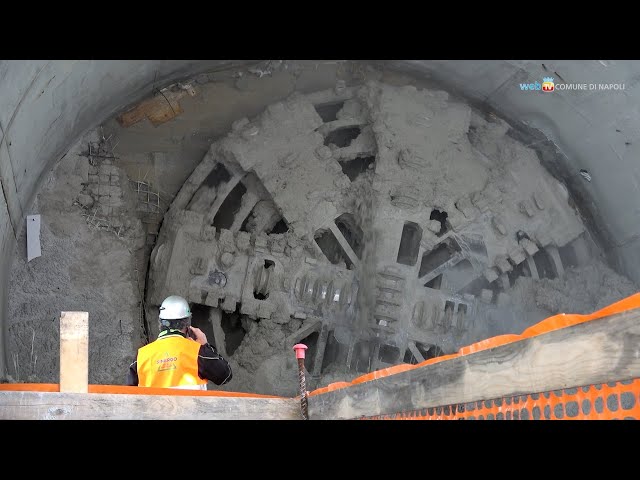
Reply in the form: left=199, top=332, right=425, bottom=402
left=0, top=60, right=250, bottom=374
left=1, top=59, right=638, bottom=377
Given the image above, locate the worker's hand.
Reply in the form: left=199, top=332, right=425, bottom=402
left=188, top=326, right=208, bottom=345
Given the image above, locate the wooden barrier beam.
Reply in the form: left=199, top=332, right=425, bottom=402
left=309, top=308, right=640, bottom=419
left=0, top=391, right=301, bottom=420
left=59, top=312, right=88, bottom=393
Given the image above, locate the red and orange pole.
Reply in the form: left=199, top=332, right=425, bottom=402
left=293, top=343, right=309, bottom=420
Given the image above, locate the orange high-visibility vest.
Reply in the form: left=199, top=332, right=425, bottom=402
left=137, top=332, right=208, bottom=390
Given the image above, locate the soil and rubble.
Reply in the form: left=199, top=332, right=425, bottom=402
left=6, top=61, right=638, bottom=396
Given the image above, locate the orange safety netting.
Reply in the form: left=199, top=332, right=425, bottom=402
left=309, top=291, right=640, bottom=397
left=360, top=378, right=640, bottom=420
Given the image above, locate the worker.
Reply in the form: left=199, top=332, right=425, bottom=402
left=126, top=295, right=232, bottom=390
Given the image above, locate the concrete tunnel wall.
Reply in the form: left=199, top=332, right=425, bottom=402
left=1, top=59, right=639, bottom=378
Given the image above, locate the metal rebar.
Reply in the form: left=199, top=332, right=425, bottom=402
left=293, top=344, right=309, bottom=420
left=82, top=153, right=119, bottom=160
left=298, top=357, right=308, bottom=420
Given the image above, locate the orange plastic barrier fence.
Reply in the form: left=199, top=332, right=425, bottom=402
left=360, top=378, right=640, bottom=420
left=309, top=292, right=640, bottom=397
left=1, top=292, right=639, bottom=410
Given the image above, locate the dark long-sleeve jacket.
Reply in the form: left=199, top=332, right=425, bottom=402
left=126, top=330, right=232, bottom=387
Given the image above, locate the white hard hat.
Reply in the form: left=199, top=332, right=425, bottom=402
left=159, top=295, right=191, bottom=320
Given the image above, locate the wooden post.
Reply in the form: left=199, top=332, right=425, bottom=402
left=59, top=312, right=89, bottom=393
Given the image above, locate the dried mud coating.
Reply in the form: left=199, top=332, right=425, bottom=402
left=7, top=64, right=637, bottom=396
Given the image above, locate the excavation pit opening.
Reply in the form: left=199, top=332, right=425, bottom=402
left=321, top=330, right=348, bottom=374
left=299, top=331, right=320, bottom=373
left=419, top=238, right=461, bottom=277
left=314, top=228, right=354, bottom=270
left=335, top=213, right=364, bottom=259
left=353, top=340, right=373, bottom=373
left=378, top=344, right=401, bottom=364
left=425, top=274, right=443, bottom=290
left=448, top=258, right=474, bottom=292
left=559, top=243, right=579, bottom=268
left=508, top=260, right=531, bottom=284
left=314, top=101, right=345, bottom=123
left=404, top=342, right=445, bottom=364
left=430, top=209, right=449, bottom=236
left=189, top=303, right=217, bottom=351
left=213, top=181, right=247, bottom=229
left=420, top=343, right=444, bottom=360
left=324, top=126, right=361, bottom=148
left=253, top=260, right=275, bottom=300
left=403, top=349, right=418, bottom=365
left=187, top=163, right=233, bottom=212
left=268, top=219, right=289, bottom=234
left=460, top=276, right=491, bottom=296
left=533, top=249, right=558, bottom=279
left=338, top=156, right=376, bottom=181
left=221, top=305, right=247, bottom=356
left=397, top=221, right=422, bottom=266
left=443, top=301, right=455, bottom=329
left=455, top=303, right=468, bottom=330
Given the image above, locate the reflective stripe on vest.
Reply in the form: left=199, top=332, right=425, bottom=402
left=137, top=334, right=208, bottom=389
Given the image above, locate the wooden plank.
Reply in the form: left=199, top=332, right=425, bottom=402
left=316, top=118, right=367, bottom=137
left=328, top=223, right=360, bottom=269
left=526, top=255, right=539, bottom=280
left=204, top=171, right=246, bottom=226
left=407, top=341, right=425, bottom=363
left=118, top=93, right=176, bottom=127
left=546, top=245, right=565, bottom=278
left=117, top=102, right=147, bottom=126
left=345, top=341, right=356, bottom=370
left=309, top=308, right=640, bottom=419
left=208, top=308, right=227, bottom=358
left=59, top=312, right=88, bottom=394
left=0, top=391, right=301, bottom=420
left=418, top=252, right=463, bottom=284
left=171, top=155, right=217, bottom=210
left=285, top=319, right=322, bottom=348
left=147, top=100, right=184, bottom=127
left=230, top=192, right=260, bottom=231
left=311, top=325, right=329, bottom=377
